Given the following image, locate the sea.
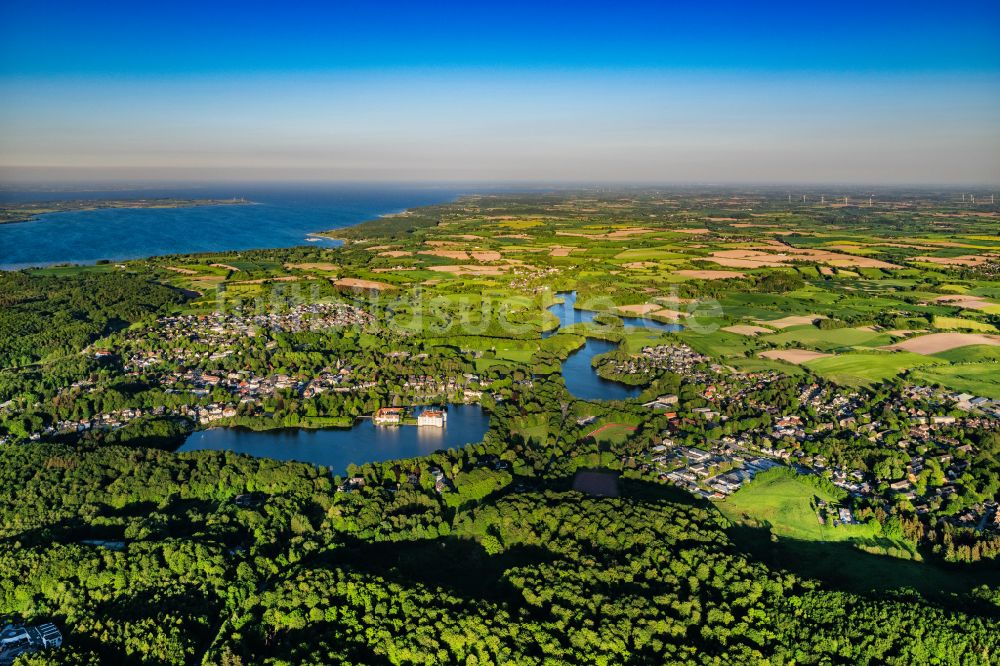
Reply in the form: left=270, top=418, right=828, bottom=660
left=0, top=184, right=467, bottom=270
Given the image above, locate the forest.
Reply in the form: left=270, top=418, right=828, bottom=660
left=1, top=442, right=997, bottom=665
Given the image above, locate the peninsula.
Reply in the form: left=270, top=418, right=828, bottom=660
left=0, top=196, right=249, bottom=224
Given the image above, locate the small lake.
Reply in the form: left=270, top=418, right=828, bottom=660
left=547, top=291, right=682, bottom=401
left=176, top=404, right=489, bottom=473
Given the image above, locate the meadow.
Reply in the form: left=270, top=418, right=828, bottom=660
left=717, top=469, right=915, bottom=556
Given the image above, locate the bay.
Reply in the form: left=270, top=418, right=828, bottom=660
left=0, top=184, right=464, bottom=269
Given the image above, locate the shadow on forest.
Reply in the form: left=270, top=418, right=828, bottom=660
left=92, top=586, right=221, bottom=624
left=537, top=472, right=710, bottom=508
left=619, top=477, right=711, bottom=507
left=1, top=515, right=123, bottom=547
left=321, top=535, right=556, bottom=603
left=727, top=523, right=1000, bottom=619
left=77, top=588, right=222, bottom=666
left=3, top=497, right=230, bottom=547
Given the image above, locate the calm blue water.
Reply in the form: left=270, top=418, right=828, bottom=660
left=547, top=291, right=682, bottom=401
left=177, top=405, right=489, bottom=473
left=0, top=184, right=464, bottom=269
left=561, top=337, right=642, bottom=401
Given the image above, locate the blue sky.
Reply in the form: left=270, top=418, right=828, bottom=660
left=1, top=0, right=998, bottom=183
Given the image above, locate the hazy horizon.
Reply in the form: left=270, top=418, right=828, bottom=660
left=2, top=1, right=999, bottom=185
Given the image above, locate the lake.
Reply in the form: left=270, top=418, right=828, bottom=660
left=0, top=184, right=465, bottom=269
left=547, top=291, right=683, bottom=400
left=176, top=404, right=490, bottom=473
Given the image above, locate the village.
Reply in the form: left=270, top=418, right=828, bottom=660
left=634, top=374, right=1000, bottom=538
left=2, top=308, right=998, bottom=555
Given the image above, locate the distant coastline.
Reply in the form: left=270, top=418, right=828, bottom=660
left=0, top=197, right=251, bottom=225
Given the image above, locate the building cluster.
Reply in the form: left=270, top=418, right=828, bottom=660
left=643, top=440, right=782, bottom=499
left=0, top=622, right=62, bottom=665
left=373, top=406, right=449, bottom=427
left=167, top=302, right=373, bottom=338
left=604, top=344, right=716, bottom=379
left=38, top=406, right=170, bottom=439
left=118, top=302, right=373, bottom=368
left=815, top=499, right=855, bottom=526
left=626, top=370, right=1000, bottom=539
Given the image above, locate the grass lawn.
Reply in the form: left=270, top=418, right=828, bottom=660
left=804, top=351, right=944, bottom=386
left=495, top=349, right=535, bottom=363
left=474, top=358, right=518, bottom=372
left=515, top=423, right=548, bottom=443
left=718, top=472, right=848, bottom=541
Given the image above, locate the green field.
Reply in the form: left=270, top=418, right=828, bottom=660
left=910, top=362, right=1000, bottom=398
left=931, top=344, right=1000, bottom=363
left=717, top=469, right=914, bottom=555
left=676, top=328, right=758, bottom=357
left=804, top=351, right=944, bottom=386
left=763, top=325, right=892, bottom=351
left=585, top=422, right=638, bottom=444
left=613, top=247, right=688, bottom=262
left=933, top=316, right=998, bottom=333
left=726, top=357, right=807, bottom=375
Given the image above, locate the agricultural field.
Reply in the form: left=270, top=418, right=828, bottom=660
left=910, top=363, right=1000, bottom=398
left=933, top=316, right=998, bottom=332
left=804, top=352, right=944, bottom=386
left=95, top=189, right=998, bottom=394
left=762, top=325, right=893, bottom=351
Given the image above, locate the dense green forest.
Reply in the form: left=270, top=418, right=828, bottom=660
left=0, top=272, right=185, bottom=367
left=1, top=443, right=996, bottom=665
